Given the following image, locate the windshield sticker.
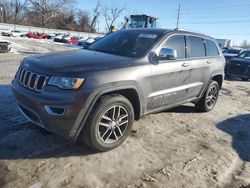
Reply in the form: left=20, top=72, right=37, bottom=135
left=138, top=34, right=157, bottom=39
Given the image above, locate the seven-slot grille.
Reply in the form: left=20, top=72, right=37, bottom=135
left=16, top=68, right=48, bottom=92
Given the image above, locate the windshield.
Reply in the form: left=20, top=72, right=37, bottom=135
left=88, top=30, right=164, bottom=58
left=238, top=51, right=250, bottom=58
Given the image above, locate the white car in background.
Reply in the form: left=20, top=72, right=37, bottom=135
left=76, top=37, right=99, bottom=48
left=1, top=30, right=25, bottom=37
left=53, top=34, right=64, bottom=42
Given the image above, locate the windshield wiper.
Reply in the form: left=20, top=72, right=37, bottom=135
left=90, top=49, right=112, bottom=54
left=90, top=48, right=128, bottom=57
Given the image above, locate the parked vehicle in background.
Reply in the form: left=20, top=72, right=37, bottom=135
left=124, top=14, right=158, bottom=29
left=222, top=47, right=229, bottom=53
left=225, top=50, right=250, bottom=81
left=12, top=28, right=225, bottom=151
left=0, top=40, right=11, bottom=53
left=61, top=36, right=79, bottom=44
left=216, top=39, right=234, bottom=48
left=27, top=32, right=47, bottom=39
left=1, top=30, right=25, bottom=37
left=223, top=48, right=245, bottom=60
left=46, top=33, right=59, bottom=39
left=76, top=37, right=98, bottom=48
left=53, top=34, right=64, bottom=42
left=1, top=31, right=12, bottom=37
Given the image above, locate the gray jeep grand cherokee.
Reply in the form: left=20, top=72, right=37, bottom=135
left=12, top=28, right=225, bottom=151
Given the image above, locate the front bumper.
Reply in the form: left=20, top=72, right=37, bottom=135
left=11, top=79, right=91, bottom=141
left=225, top=68, right=250, bottom=79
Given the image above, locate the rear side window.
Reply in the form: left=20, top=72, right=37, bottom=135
left=162, top=35, right=185, bottom=59
left=206, top=40, right=219, bottom=56
left=187, top=36, right=205, bottom=58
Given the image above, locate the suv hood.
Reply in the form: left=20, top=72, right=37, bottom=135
left=21, top=50, right=133, bottom=76
left=223, top=53, right=238, bottom=57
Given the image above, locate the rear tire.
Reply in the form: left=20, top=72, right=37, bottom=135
left=195, top=81, right=220, bottom=112
left=81, top=94, right=134, bottom=152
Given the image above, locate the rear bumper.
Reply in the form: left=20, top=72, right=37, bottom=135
left=11, top=79, right=92, bottom=142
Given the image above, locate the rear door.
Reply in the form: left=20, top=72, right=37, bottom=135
left=185, top=36, right=216, bottom=97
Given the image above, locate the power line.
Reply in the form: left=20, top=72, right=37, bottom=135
left=181, top=10, right=250, bottom=15
left=180, top=14, right=250, bottom=19
left=180, top=10, right=250, bottom=16
left=180, top=4, right=250, bottom=11
left=210, top=33, right=250, bottom=36
left=182, top=19, right=250, bottom=24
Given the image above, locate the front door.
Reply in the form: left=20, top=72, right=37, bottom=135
left=146, top=35, right=193, bottom=112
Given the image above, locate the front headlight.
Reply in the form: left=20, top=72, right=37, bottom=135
left=48, top=77, right=84, bottom=90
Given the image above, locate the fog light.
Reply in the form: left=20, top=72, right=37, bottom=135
left=44, top=105, right=65, bottom=116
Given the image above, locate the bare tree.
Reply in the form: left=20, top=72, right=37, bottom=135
left=0, top=0, right=128, bottom=33
left=27, top=0, right=75, bottom=27
left=76, top=10, right=91, bottom=32
left=12, top=0, right=29, bottom=23
left=0, top=0, right=29, bottom=24
left=103, top=5, right=125, bottom=32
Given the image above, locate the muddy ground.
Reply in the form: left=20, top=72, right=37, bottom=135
left=0, top=37, right=250, bottom=188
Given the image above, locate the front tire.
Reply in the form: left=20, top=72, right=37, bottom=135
left=81, top=95, right=134, bottom=152
left=195, top=81, right=220, bottom=112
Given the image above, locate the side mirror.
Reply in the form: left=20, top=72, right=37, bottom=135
left=158, top=48, right=177, bottom=60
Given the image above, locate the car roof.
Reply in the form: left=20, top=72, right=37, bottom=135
left=122, top=28, right=172, bottom=34
left=121, top=28, right=215, bottom=40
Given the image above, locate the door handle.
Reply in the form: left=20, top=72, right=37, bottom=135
left=181, top=63, right=190, bottom=67
left=207, top=60, right=212, bottom=64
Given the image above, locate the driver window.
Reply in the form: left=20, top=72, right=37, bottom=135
left=162, top=35, right=185, bottom=59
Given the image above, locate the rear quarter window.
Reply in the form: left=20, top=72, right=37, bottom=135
left=206, top=40, right=219, bottom=56
left=187, top=36, right=206, bottom=58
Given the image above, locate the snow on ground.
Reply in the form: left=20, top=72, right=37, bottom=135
left=0, top=38, right=250, bottom=188
left=1, top=36, right=78, bottom=55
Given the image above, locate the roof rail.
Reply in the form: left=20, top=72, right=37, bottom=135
left=174, top=28, right=208, bottom=36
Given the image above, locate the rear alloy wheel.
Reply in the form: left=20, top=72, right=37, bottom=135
left=195, top=81, right=220, bottom=112
left=82, top=95, right=134, bottom=151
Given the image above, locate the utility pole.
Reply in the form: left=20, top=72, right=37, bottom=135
left=176, top=3, right=180, bottom=29
left=0, top=6, right=3, bottom=23
left=97, top=21, right=100, bottom=34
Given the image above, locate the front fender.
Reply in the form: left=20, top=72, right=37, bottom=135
left=69, top=80, right=144, bottom=142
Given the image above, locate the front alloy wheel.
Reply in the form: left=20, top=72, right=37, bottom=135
left=82, top=95, right=134, bottom=151
left=98, top=105, right=129, bottom=144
